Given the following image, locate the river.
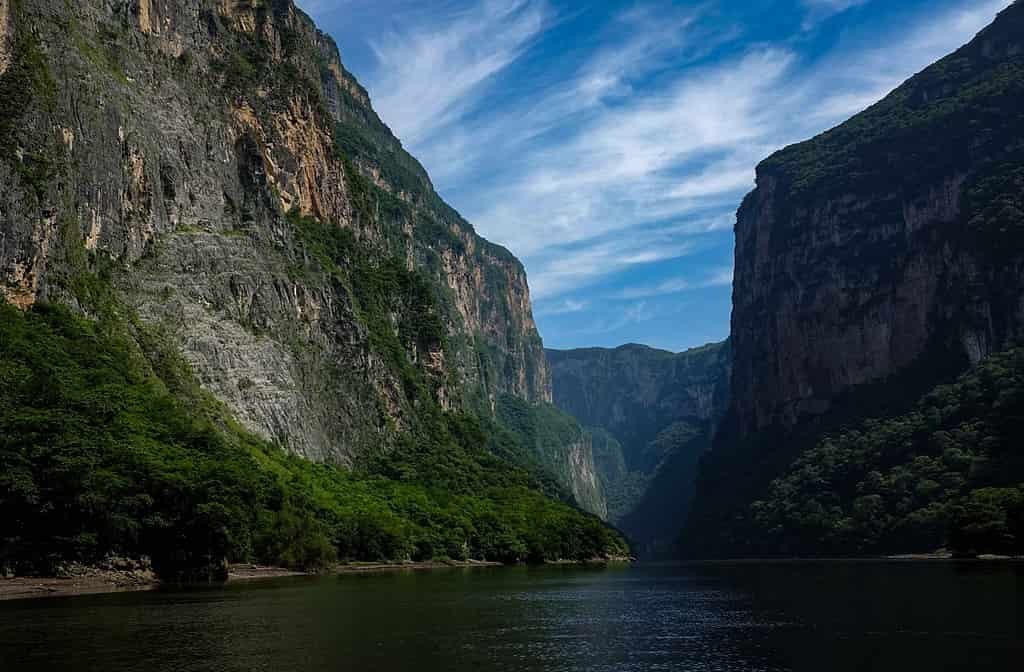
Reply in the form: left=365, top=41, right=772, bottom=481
left=0, top=561, right=1020, bottom=671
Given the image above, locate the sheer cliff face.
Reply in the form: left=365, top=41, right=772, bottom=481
left=0, top=0, right=549, bottom=463
left=0, top=1, right=10, bottom=76
left=730, top=2, right=1024, bottom=436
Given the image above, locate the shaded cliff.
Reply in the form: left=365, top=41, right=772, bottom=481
left=729, top=2, right=1024, bottom=436
left=685, top=2, right=1024, bottom=557
left=547, top=342, right=730, bottom=552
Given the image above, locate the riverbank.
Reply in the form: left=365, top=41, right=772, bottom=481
left=0, top=556, right=639, bottom=602
left=0, top=559, right=509, bottom=602
left=682, top=554, right=1024, bottom=564
left=0, top=568, right=158, bottom=602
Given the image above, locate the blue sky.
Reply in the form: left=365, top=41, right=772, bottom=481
left=296, top=0, right=1012, bottom=352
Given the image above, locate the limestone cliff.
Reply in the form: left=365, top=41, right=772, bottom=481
left=547, top=343, right=730, bottom=462
left=0, top=0, right=551, bottom=467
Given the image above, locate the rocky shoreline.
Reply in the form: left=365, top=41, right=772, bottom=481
left=2, top=558, right=601, bottom=602
left=0, top=558, right=159, bottom=602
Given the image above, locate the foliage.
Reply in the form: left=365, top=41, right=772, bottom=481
left=492, top=395, right=610, bottom=514
left=620, top=423, right=711, bottom=557
left=289, top=208, right=446, bottom=398
left=496, top=396, right=584, bottom=475
left=748, top=348, right=1024, bottom=556
left=0, top=300, right=626, bottom=579
left=761, top=52, right=1024, bottom=201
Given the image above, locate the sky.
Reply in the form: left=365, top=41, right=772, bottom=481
left=296, top=0, right=1013, bottom=352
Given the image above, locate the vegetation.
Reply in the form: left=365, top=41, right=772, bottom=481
left=496, top=396, right=585, bottom=478
left=0, top=300, right=627, bottom=579
left=289, top=207, right=446, bottom=399
left=749, top=347, right=1024, bottom=557
left=761, top=40, right=1024, bottom=201
left=620, top=423, right=711, bottom=557
left=493, top=395, right=606, bottom=515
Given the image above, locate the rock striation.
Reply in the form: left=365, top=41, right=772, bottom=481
left=0, top=0, right=554, bottom=470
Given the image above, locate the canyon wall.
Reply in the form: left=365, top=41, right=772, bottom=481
left=0, top=0, right=556, bottom=472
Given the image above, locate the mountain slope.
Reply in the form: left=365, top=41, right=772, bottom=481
left=0, top=0, right=551, bottom=462
left=685, top=2, right=1024, bottom=557
left=751, top=346, right=1024, bottom=557
left=547, top=342, right=729, bottom=552
left=495, top=395, right=607, bottom=519
left=0, top=0, right=619, bottom=574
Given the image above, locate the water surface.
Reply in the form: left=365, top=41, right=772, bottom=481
left=0, top=561, right=1020, bottom=671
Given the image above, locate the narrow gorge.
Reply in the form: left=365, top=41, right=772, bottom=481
left=547, top=342, right=729, bottom=554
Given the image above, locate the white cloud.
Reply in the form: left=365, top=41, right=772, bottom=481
left=614, top=266, right=733, bottom=300
left=801, top=0, right=870, bottom=29
left=349, top=0, right=1012, bottom=305
left=580, top=302, right=655, bottom=335
left=527, top=238, right=695, bottom=301
left=535, top=298, right=588, bottom=316
left=616, top=278, right=691, bottom=300
left=366, top=0, right=549, bottom=146
left=703, top=266, right=735, bottom=288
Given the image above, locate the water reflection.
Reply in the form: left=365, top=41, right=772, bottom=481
left=0, top=562, right=1020, bottom=672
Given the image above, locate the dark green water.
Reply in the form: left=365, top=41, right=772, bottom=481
left=0, top=562, right=1021, bottom=671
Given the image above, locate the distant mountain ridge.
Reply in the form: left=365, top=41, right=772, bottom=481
left=547, top=341, right=730, bottom=554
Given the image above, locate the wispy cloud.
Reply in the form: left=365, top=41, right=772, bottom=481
left=535, top=298, right=588, bottom=316
left=366, top=0, right=549, bottom=146
left=581, top=301, right=656, bottom=335
left=527, top=237, right=695, bottom=300
left=800, top=0, right=870, bottom=29
left=346, top=0, right=1011, bottom=311
left=615, top=266, right=733, bottom=300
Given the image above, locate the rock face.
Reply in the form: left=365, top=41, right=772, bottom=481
left=563, top=433, right=606, bottom=519
left=0, top=0, right=10, bottom=76
left=0, top=1, right=552, bottom=468
left=547, top=342, right=730, bottom=551
left=684, top=2, right=1024, bottom=557
left=729, top=2, right=1024, bottom=437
